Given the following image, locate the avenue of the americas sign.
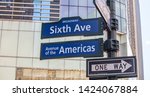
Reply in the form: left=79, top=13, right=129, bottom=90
left=41, top=17, right=103, bottom=39
left=40, top=39, right=103, bottom=60
left=86, top=56, right=137, bottom=78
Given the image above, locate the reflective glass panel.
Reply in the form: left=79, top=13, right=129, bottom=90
left=70, top=0, right=78, bottom=6
left=88, top=8, right=96, bottom=18
left=69, top=6, right=78, bottom=17
left=79, top=0, right=87, bottom=6
left=79, top=7, right=87, bottom=19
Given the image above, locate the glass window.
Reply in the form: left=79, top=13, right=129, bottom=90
left=0, top=0, right=60, bottom=21
left=41, top=8, right=49, bottom=14
left=79, top=7, right=87, bottom=19
left=0, top=0, right=13, bottom=2
left=115, top=1, right=120, bottom=16
left=69, top=0, right=78, bottom=6
left=121, top=4, right=126, bottom=18
left=61, top=6, right=69, bottom=18
left=97, top=10, right=101, bottom=17
left=88, top=0, right=94, bottom=7
left=69, top=6, right=78, bottom=17
left=114, top=0, right=127, bottom=33
left=0, top=0, right=13, bottom=19
left=61, top=0, right=69, bottom=5
left=34, top=0, right=40, bottom=4
left=33, top=5, right=40, bottom=20
left=41, top=2, right=50, bottom=21
left=88, top=8, right=96, bottom=18
left=79, top=0, right=87, bottom=6
left=34, top=3, right=41, bottom=10
left=42, top=4, right=50, bottom=11
left=0, top=31, right=18, bottom=56
left=42, top=1, right=50, bottom=4
left=121, top=18, right=127, bottom=33
left=41, top=14, right=50, bottom=21
left=120, top=0, right=126, bottom=4
left=33, top=12, right=40, bottom=21
left=18, top=31, right=34, bottom=57
left=50, top=18, right=59, bottom=22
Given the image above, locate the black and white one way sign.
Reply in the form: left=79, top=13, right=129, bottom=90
left=91, top=60, right=132, bottom=73
left=86, top=56, right=137, bottom=78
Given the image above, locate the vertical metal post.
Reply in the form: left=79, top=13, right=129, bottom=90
left=107, top=0, right=118, bottom=80
left=108, top=0, right=116, bottom=57
left=92, top=0, right=119, bottom=80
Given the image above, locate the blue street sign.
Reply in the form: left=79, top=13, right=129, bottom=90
left=40, top=39, right=103, bottom=60
left=41, top=17, right=103, bottom=39
left=86, top=56, right=137, bottom=78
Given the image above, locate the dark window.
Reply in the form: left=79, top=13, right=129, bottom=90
left=0, top=0, right=60, bottom=21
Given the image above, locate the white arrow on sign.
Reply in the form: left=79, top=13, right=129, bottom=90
left=91, top=60, right=132, bottom=73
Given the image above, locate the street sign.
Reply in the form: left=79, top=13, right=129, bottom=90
left=94, top=0, right=111, bottom=28
left=41, top=17, right=103, bottom=39
left=40, top=39, right=103, bottom=60
left=86, top=56, right=137, bottom=78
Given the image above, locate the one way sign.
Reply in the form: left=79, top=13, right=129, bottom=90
left=91, top=60, right=132, bottom=73
left=86, top=56, right=137, bottom=78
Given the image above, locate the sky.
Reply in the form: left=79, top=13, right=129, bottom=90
left=139, top=0, right=150, bottom=80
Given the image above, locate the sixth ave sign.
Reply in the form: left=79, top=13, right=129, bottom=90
left=86, top=56, right=137, bottom=78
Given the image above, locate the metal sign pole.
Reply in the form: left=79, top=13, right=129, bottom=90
left=93, top=0, right=119, bottom=80
left=88, top=0, right=137, bottom=80
left=106, top=0, right=119, bottom=80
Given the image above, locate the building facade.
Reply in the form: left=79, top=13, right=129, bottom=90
left=0, top=0, right=143, bottom=80
left=127, top=0, right=144, bottom=80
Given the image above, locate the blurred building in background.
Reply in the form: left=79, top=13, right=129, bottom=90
left=0, top=0, right=143, bottom=80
